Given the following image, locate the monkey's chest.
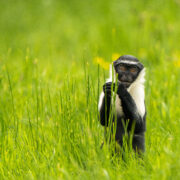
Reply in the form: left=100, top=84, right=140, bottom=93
left=114, top=95, right=124, bottom=117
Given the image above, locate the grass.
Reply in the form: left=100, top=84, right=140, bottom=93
left=0, top=0, right=180, bottom=179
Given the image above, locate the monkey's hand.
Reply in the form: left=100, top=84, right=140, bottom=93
left=103, top=82, right=114, bottom=98
left=117, top=83, right=127, bottom=97
left=103, top=82, right=128, bottom=98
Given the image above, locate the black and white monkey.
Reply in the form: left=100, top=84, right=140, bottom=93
left=98, top=55, right=146, bottom=153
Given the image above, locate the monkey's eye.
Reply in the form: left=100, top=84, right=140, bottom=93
left=130, top=67, right=138, bottom=73
left=118, top=65, right=126, bottom=72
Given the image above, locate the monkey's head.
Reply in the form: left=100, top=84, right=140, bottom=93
left=113, top=55, right=144, bottom=88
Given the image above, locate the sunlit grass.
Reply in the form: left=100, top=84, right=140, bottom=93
left=0, top=0, right=180, bottom=179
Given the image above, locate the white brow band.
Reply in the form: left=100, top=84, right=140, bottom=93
left=119, top=60, right=138, bottom=65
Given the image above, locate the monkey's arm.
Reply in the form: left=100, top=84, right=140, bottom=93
left=99, top=94, right=111, bottom=126
left=98, top=82, right=113, bottom=126
left=117, top=84, right=144, bottom=124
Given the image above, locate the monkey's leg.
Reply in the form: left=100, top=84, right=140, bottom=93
left=132, top=133, right=145, bottom=153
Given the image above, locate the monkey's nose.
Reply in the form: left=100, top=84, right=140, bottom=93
left=120, top=74, right=127, bottom=81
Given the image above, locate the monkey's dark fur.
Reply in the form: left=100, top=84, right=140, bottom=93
left=98, top=55, right=146, bottom=153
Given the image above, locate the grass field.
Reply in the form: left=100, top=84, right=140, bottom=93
left=0, top=0, right=180, bottom=179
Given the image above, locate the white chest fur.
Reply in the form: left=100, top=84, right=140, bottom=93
left=115, top=94, right=124, bottom=117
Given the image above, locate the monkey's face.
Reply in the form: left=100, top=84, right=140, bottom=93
left=114, top=64, right=140, bottom=88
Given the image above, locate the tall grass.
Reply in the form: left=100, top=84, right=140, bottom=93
left=0, top=0, right=180, bottom=179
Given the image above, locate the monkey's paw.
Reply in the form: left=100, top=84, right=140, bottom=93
left=117, top=83, right=127, bottom=97
left=103, top=82, right=114, bottom=96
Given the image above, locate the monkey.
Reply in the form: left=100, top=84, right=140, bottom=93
left=98, top=55, right=146, bottom=154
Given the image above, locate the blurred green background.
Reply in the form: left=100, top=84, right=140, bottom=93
left=0, top=0, right=180, bottom=179
left=1, top=0, right=180, bottom=65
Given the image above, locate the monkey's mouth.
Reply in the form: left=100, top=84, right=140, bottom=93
left=119, top=81, right=131, bottom=88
